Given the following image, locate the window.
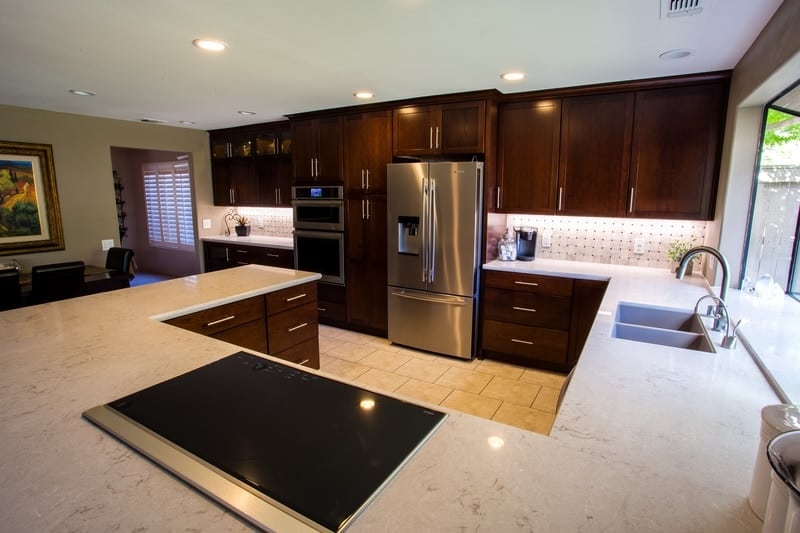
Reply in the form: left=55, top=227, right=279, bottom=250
left=743, top=88, right=800, bottom=300
left=143, top=161, right=195, bottom=249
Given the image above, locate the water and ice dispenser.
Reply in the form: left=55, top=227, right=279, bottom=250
left=397, top=216, right=420, bottom=255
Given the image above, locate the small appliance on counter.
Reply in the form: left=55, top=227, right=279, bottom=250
left=514, top=227, right=538, bottom=261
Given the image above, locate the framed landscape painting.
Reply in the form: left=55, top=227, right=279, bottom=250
left=0, top=141, right=65, bottom=255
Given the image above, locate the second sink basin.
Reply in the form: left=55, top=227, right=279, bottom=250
left=611, top=302, right=716, bottom=353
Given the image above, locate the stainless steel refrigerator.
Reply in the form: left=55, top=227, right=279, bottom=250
left=387, top=161, right=483, bottom=359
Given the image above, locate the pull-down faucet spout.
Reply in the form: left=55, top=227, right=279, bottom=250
left=676, top=246, right=731, bottom=331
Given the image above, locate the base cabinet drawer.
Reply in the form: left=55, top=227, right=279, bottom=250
left=483, top=287, right=572, bottom=330
left=274, top=336, right=320, bottom=369
left=165, top=296, right=265, bottom=336
left=210, top=318, right=268, bottom=354
left=267, top=302, right=319, bottom=355
left=481, top=319, right=568, bottom=364
left=484, top=270, right=574, bottom=297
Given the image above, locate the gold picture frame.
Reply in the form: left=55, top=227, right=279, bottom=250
left=0, top=140, right=65, bottom=255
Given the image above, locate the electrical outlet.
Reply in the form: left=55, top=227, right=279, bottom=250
left=633, top=239, right=645, bottom=254
left=101, top=239, right=115, bottom=251
left=202, top=218, right=212, bottom=229
left=541, top=233, right=552, bottom=248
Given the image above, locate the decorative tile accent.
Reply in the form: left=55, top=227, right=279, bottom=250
left=503, top=214, right=708, bottom=269
left=235, top=207, right=294, bottom=238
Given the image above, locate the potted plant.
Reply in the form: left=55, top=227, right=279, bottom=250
left=232, top=214, right=251, bottom=237
left=666, top=239, right=700, bottom=274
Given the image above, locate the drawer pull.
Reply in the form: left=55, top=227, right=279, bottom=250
left=514, top=281, right=539, bottom=287
left=511, top=338, right=534, bottom=345
left=317, top=307, right=327, bottom=312
left=299, top=359, right=310, bottom=366
left=206, top=315, right=236, bottom=327
left=288, top=322, right=308, bottom=332
left=512, top=306, right=537, bottom=313
left=266, top=253, right=280, bottom=258
left=285, top=293, right=307, bottom=302
left=234, top=249, right=249, bottom=254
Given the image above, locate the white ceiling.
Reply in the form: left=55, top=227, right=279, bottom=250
left=0, top=0, right=784, bottom=131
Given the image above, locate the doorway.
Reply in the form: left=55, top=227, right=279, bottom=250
left=109, top=147, right=201, bottom=281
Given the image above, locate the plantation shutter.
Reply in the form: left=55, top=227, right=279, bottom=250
left=143, top=161, right=195, bottom=248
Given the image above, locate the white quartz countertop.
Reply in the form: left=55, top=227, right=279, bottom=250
left=201, top=235, right=294, bottom=249
left=0, top=260, right=782, bottom=531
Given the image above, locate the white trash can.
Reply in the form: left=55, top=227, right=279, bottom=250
left=763, top=429, right=800, bottom=533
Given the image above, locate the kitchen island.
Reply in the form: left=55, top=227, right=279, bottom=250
left=0, top=261, right=779, bottom=531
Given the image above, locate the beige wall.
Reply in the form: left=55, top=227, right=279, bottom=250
left=0, top=105, right=213, bottom=272
left=715, top=0, right=800, bottom=286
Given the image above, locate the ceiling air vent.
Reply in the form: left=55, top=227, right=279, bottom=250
left=662, top=0, right=703, bottom=18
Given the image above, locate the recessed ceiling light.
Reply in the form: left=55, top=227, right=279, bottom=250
left=140, top=118, right=167, bottom=124
left=354, top=91, right=375, bottom=99
left=69, top=89, right=96, bottom=96
left=179, top=120, right=196, bottom=125
left=500, top=72, right=525, bottom=81
left=192, top=38, right=227, bottom=52
left=659, top=49, right=694, bottom=60
left=237, top=110, right=256, bottom=115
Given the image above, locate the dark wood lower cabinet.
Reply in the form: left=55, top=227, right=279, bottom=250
left=317, top=282, right=347, bottom=327
left=164, top=282, right=320, bottom=369
left=203, top=240, right=294, bottom=272
left=480, top=270, right=608, bottom=372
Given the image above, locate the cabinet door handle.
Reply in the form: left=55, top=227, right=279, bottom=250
left=315, top=158, right=319, bottom=177
left=435, top=126, right=440, bottom=149
left=311, top=159, right=315, bottom=176
left=361, top=199, right=365, bottom=220
left=275, top=189, right=279, bottom=204
left=558, top=187, right=563, bottom=211
left=285, top=293, right=307, bottom=302
left=496, top=186, right=501, bottom=209
left=365, top=169, right=370, bottom=189
left=206, top=315, right=236, bottom=327
left=512, top=306, right=537, bottom=313
left=288, top=322, right=308, bottom=332
left=366, top=199, right=371, bottom=220
left=429, top=126, right=433, bottom=149
left=511, top=338, right=534, bottom=345
left=514, top=280, right=539, bottom=287
left=629, top=187, right=635, bottom=213
left=317, top=306, right=327, bottom=312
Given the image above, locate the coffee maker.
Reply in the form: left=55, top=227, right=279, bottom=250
left=514, top=227, right=537, bottom=261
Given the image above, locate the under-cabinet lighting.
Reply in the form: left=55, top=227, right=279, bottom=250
left=179, top=120, right=196, bottom=125
left=69, top=89, right=96, bottom=96
left=237, top=110, right=256, bottom=115
left=354, top=91, right=375, bottom=99
left=659, top=49, right=694, bottom=60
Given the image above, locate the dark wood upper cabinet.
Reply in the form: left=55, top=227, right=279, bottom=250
left=495, top=99, right=561, bottom=213
left=393, top=101, right=486, bottom=156
left=292, top=116, right=342, bottom=184
left=629, top=82, right=726, bottom=220
left=343, top=111, right=392, bottom=195
left=558, top=93, right=634, bottom=217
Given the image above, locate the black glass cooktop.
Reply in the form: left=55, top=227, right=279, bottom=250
left=84, top=351, right=446, bottom=532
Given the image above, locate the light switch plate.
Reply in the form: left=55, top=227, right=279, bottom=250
left=633, top=239, right=645, bottom=254
left=202, top=218, right=212, bottom=229
left=101, top=239, right=115, bottom=251
left=541, top=233, right=552, bottom=248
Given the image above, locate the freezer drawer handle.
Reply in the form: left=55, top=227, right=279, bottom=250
left=512, top=306, right=536, bottom=313
left=288, top=322, right=308, bottom=332
left=392, top=290, right=466, bottom=306
left=285, top=293, right=307, bottom=302
left=206, top=315, right=236, bottom=327
left=511, top=338, right=534, bottom=345
left=514, top=281, right=539, bottom=287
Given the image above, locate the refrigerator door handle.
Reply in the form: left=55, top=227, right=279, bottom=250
left=422, top=176, right=429, bottom=283
left=391, top=289, right=466, bottom=306
left=429, top=177, right=436, bottom=283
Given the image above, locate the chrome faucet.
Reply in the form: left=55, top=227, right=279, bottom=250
left=676, top=246, right=731, bottom=331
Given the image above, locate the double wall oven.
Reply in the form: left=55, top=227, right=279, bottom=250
left=292, top=185, right=345, bottom=285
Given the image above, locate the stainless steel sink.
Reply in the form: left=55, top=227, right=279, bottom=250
left=611, top=302, right=716, bottom=353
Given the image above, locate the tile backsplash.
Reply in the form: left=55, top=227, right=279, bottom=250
left=232, top=207, right=294, bottom=238
left=505, top=214, right=708, bottom=269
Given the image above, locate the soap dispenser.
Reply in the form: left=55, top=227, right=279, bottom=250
left=498, top=228, right=517, bottom=261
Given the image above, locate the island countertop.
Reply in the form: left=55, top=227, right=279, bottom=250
left=0, top=261, right=779, bottom=531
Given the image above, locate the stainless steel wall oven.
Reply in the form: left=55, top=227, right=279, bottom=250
left=292, top=186, right=345, bottom=285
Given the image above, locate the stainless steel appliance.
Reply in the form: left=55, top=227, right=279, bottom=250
left=84, top=351, right=446, bottom=533
left=293, top=186, right=345, bottom=285
left=387, top=162, right=483, bottom=359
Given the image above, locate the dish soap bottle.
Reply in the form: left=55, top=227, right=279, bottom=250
left=498, top=228, right=517, bottom=261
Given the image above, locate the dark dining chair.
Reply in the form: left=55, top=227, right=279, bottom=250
left=0, top=269, right=22, bottom=311
left=105, top=247, right=135, bottom=281
left=30, top=261, right=85, bottom=304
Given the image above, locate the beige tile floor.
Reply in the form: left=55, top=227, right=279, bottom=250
left=317, top=324, right=567, bottom=435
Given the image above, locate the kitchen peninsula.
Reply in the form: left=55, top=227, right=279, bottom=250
left=0, top=262, right=779, bottom=531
